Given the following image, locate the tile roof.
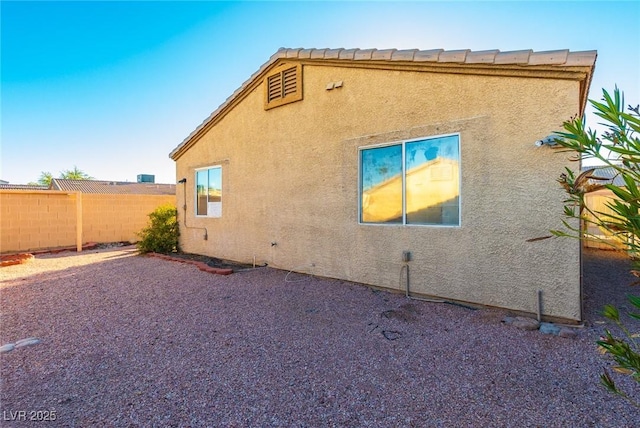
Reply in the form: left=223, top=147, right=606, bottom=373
left=272, top=47, right=596, bottom=65
left=170, top=47, right=597, bottom=160
left=582, top=165, right=626, bottom=187
left=50, top=179, right=176, bottom=195
left=0, top=184, right=49, bottom=191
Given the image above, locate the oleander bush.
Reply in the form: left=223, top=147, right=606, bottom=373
left=553, top=87, right=639, bottom=408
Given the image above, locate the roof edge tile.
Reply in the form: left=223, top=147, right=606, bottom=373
left=354, top=48, right=376, bottom=60
left=465, top=49, right=500, bottom=64
left=529, top=49, right=569, bottom=65
left=270, top=48, right=288, bottom=61
left=324, top=48, right=344, bottom=59
left=338, top=48, right=358, bottom=60
left=371, top=49, right=396, bottom=60
left=564, top=50, right=598, bottom=66
left=170, top=46, right=597, bottom=160
left=310, top=48, right=328, bottom=59
left=298, top=48, right=314, bottom=59
left=414, top=49, right=444, bottom=62
left=438, top=49, right=471, bottom=63
left=391, top=49, right=418, bottom=61
left=494, top=49, right=532, bottom=64
left=285, top=48, right=302, bottom=58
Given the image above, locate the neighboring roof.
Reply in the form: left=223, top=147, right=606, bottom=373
left=582, top=165, right=626, bottom=187
left=170, top=47, right=597, bottom=161
left=50, top=179, right=176, bottom=195
left=0, top=184, right=49, bottom=191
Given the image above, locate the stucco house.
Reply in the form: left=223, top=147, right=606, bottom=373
left=170, top=47, right=596, bottom=322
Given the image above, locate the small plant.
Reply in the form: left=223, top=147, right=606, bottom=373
left=137, top=204, right=179, bottom=254
left=552, top=87, right=639, bottom=408
left=597, top=296, right=640, bottom=408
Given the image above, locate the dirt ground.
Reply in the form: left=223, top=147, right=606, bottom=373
left=582, top=247, right=637, bottom=323
left=0, top=246, right=638, bottom=426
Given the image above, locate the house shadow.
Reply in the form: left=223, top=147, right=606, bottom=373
left=581, top=248, right=638, bottom=325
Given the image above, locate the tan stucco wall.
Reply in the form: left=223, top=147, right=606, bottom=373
left=1, top=191, right=78, bottom=252
left=82, top=194, right=176, bottom=243
left=175, top=63, right=583, bottom=320
left=1, top=190, right=175, bottom=253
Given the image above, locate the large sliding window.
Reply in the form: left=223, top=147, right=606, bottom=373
left=196, top=166, right=222, bottom=218
left=359, top=134, right=460, bottom=226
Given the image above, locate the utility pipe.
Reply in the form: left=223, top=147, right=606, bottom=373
left=178, top=178, right=208, bottom=240
left=401, top=264, right=446, bottom=304
left=537, top=289, right=543, bottom=323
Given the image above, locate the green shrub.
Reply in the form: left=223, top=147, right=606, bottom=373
left=598, top=296, right=640, bottom=409
left=553, top=87, right=640, bottom=408
left=137, top=204, right=179, bottom=254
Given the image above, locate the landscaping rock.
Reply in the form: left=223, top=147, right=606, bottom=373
left=150, top=253, right=237, bottom=275
left=511, top=317, right=540, bottom=331
left=15, top=337, right=41, bottom=348
left=558, top=327, right=577, bottom=338
left=502, top=316, right=515, bottom=325
left=539, top=322, right=561, bottom=335
left=0, top=343, right=15, bottom=353
left=504, top=317, right=577, bottom=338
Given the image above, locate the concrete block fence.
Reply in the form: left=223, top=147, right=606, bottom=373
left=0, top=190, right=175, bottom=253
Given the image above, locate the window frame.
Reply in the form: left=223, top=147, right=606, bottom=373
left=263, top=63, right=303, bottom=110
left=194, top=165, right=223, bottom=218
left=358, top=133, right=462, bottom=227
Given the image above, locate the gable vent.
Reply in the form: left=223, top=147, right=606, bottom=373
left=282, top=67, right=297, bottom=96
left=264, top=63, right=303, bottom=110
left=267, top=74, right=283, bottom=103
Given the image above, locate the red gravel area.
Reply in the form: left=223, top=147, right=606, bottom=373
left=0, top=246, right=638, bottom=426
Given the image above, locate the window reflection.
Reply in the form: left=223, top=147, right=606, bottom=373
left=359, top=135, right=460, bottom=226
left=405, top=136, right=459, bottom=225
left=196, top=170, right=208, bottom=216
left=360, top=145, right=402, bottom=223
left=208, top=168, right=222, bottom=203
left=196, top=167, right=222, bottom=217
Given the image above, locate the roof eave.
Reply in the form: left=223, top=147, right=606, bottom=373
left=169, top=47, right=597, bottom=161
left=169, top=49, right=290, bottom=161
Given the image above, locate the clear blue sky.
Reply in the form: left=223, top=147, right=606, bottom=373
left=2, top=1, right=639, bottom=184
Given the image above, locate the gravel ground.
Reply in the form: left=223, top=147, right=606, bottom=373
left=0, top=246, right=638, bottom=427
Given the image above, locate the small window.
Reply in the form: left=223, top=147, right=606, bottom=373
left=264, top=63, right=303, bottom=110
left=196, top=166, right=222, bottom=218
left=360, top=134, right=460, bottom=226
